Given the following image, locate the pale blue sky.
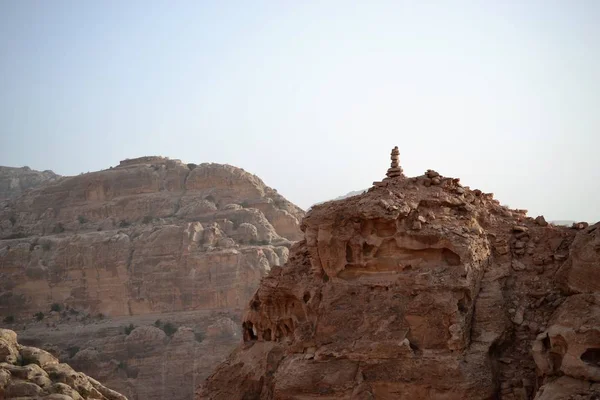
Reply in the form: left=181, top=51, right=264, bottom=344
left=0, top=1, right=599, bottom=221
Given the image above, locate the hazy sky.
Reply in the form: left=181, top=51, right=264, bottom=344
left=1, top=1, right=599, bottom=222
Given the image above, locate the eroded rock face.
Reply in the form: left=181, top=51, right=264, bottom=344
left=0, top=328, right=127, bottom=399
left=0, top=157, right=304, bottom=400
left=199, top=162, right=599, bottom=399
left=0, top=166, right=60, bottom=201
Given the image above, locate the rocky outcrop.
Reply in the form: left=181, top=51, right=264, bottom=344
left=199, top=149, right=599, bottom=400
left=0, top=156, right=304, bottom=400
left=0, top=328, right=127, bottom=399
left=0, top=166, right=60, bottom=200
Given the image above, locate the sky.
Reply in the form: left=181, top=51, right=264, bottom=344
left=0, top=1, right=599, bottom=222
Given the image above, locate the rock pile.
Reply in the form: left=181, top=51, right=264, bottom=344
left=386, top=146, right=403, bottom=178
left=198, top=148, right=599, bottom=400
left=0, top=328, right=127, bottom=399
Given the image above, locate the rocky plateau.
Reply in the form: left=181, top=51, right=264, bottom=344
left=199, top=148, right=600, bottom=400
left=0, top=156, right=304, bottom=400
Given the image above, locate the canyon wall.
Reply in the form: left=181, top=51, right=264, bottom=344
left=0, top=156, right=304, bottom=400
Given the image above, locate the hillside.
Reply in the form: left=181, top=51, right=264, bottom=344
left=0, top=156, right=304, bottom=400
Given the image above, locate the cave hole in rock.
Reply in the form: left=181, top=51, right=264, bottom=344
left=303, top=292, right=311, bottom=303
left=581, top=348, right=600, bottom=366
left=363, top=243, right=375, bottom=257
left=243, top=322, right=258, bottom=341
left=346, top=243, right=353, bottom=263
left=251, top=299, right=261, bottom=311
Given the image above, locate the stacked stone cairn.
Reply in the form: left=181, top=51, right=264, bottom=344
left=386, top=146, right=403, bottom=178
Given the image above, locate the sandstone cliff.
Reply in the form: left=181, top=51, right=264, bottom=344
left=199, top=151, right=599, bottom=400
left=0, top=156, right=304, bottom=400
left=0, top=328, right=127, bottom=399
left=0, top=166, right=60, bottom=201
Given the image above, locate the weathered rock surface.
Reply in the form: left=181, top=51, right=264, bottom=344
left=0, top=156, right=304, bottom=400
left=199, top=150, right=599, bottom=400
left=0, top=166, right=60, bottom=201
left=0, top=328, right=127, bottom=399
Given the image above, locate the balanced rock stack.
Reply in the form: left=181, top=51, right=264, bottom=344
left=386, top=146, right=403, bottom=179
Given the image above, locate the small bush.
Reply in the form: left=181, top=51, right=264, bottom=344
left=3, top=315, right=15, bottom=324
left=77, top=215, right=88, bottom=224
left=142, top=215, right=154, bottom=224
left=53, top=223, right=65, bottom=233
left=119, top=220, right=131, bottom=228
left=3, top=232, right=29, bottom=240
left=187, top=163, right=197, bottom=170
left=241, top=201, right=250, bottom=208
left=161, top=322, right=177, bottom=337
left=42, top=242, right=51, bottom=251
left=34, top=312, right=44, bottom=321
left=97, top=227, right=102, bottom=231
left=67, top=346, right=80, bottom=358
left=123, top=323, right=136, bottom=335
left=9, top=216, right=16, bottom=226
left=154, top=319, right=162, bottom=328
left=50, top=303, right=62, bottom=312
left=194, top=331, right=205, bottom=343
left=68, top=307, right=79, bottom=315
left=205, top=195, right=216, bottom=203
left=117, top=360, right=127, bottom=369
left=96, top=313, right=104, bottom=320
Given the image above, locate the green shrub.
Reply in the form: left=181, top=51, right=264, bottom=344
left=34, top=312, right=44, bottom=321
left=3, top=315, right=15, bottom=324
left=50, top=303, right=62, bottom=312
left=3, top=232, right=29, bottom=239
left=161, top=322, right=177, bottom=337
left=142, top=215, right=154, bottom=224
left=187, top=163, right=197, bottom=170
left=241, top=201, right=250, bottom=208
left=53, top=223, right=65, bottom=233
left=123, top=323, right=136, bottom=335
left=67, top=346, right=80, bottom=358
left=96, top=313, right=104, bottom=320
left=154, top=319, right=162, bottom=328
left=77, top=215, right=88, bottom=224
left=42, top=242, right=51, bottom=251
left=118, top=220, right=130, bottom=228
left=194, top=331, right=205, bottom=343
left=117, top=360, right=127, bottom=369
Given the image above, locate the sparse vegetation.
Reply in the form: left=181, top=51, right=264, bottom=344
left=50, top=303, right=62, bottom=312
left=142, top=215, right=154, bottom=224
left=241, top=201, right=250, bottom=208
left=161, top=322, right=178, bottom=337
left=97, top=227, right=102, bottom=231
left=205, top=195, right=216, bottom=203
left=77, top=215, right=88, bottom=224
left=187, top=163, right=197, bottom=170
left=3, top=315, right=15, bottom=324
left=154, top=319, right=162, bottom=328
left=3, top=232, right=29, bottom=239
left=96, top=313, right=104, bottom=320
left=119, top=220, right=131, bottom=228
left=117, top=360, right=127, bottom=369
left=67, top=346, right=80, bottom=358
left=34, top=312, right=44, bottom=321
left=53, top=223, right=65, bottom=233
left=123, top=323, right=136, bottom=335
left=42, top=242, right=51, bottom=251
left=194, top=331, right=205, bottom=343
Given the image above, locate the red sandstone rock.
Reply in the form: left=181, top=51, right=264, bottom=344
left=198, top=148, right=598, bottom=400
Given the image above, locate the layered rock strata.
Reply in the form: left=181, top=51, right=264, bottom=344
left=0, top=166, right=60, bottom=200
left=199, top=148, right=599, bottom=400
left=0, top=328, right=127, bottom=399
left=0, top=157, right=304, bottom=400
